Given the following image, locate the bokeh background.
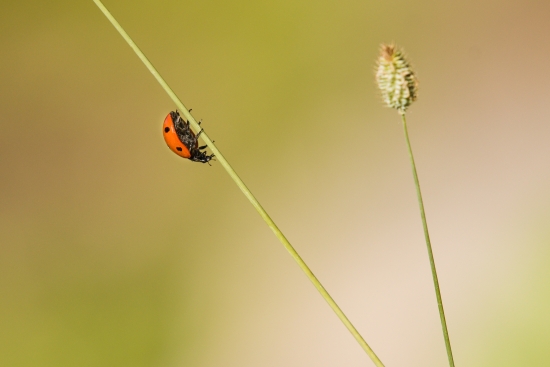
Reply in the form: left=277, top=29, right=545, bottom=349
left=2, top=0, right=550, bottom=366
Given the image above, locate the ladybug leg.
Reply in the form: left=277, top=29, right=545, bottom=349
left=175, top=112, right=185, bottom=125
left=198, top=145, right=207, bottom=150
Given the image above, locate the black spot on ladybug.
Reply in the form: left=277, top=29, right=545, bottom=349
left=164, top=127, right=170, bottom=133
left=176, top=147, right=182, bottom=151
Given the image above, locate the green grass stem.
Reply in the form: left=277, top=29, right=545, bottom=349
left=92, top=1, right=385, bottom=365
left=401, top=114, right=455, bottom=367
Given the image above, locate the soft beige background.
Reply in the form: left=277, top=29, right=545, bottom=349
left=2, top=0, right=550, bottom=366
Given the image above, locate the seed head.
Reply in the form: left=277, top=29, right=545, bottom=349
left=375, top=44, right=418, bottom=114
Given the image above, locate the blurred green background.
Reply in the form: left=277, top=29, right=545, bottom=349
left=2, top=0, right=550, bottom=366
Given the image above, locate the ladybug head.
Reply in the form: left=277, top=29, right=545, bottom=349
left=189, top=149, right=215, bottom=164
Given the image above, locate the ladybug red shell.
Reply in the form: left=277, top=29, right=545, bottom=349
left=162, top=111, right=214, bottom=164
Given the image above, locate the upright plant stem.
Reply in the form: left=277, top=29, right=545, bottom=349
left=92, top=1, right=384, bottom=365
left=401, top=114, right=455, bottom=367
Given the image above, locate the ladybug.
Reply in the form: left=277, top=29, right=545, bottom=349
left=162, top=110, right=214, bottom=164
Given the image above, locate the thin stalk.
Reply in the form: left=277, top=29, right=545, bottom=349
left=401, top=114, right=455, bottom=367
left=92, top=1, right=384, bottom=365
